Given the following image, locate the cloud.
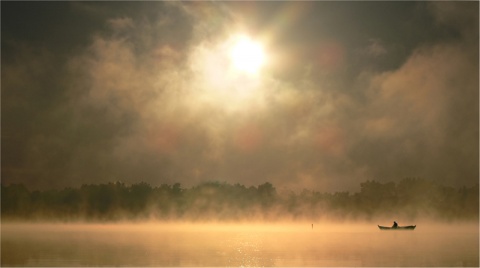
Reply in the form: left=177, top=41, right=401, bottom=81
left=429, top=1, right=479, bottom=39
left=2, top=2, right=477, bottom=192
left=364, top=38, right=387, bottom=58
left=349, top=7, right=478, bottom=185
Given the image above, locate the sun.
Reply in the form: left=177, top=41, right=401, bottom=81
left=229, top=35, right=266, bottom=75
left=190, top=33, right=270, bottom=112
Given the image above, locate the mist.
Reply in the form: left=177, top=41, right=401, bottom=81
left=2, top=2, right=478, bottom=192
left=3, top=221, right=478, bottom=267
left=2, top=2, right=478, bottom=266
left=2, top=178, right=478, bottom=224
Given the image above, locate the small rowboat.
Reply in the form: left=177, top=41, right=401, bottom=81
left=378, top=225, right=416, bottom=230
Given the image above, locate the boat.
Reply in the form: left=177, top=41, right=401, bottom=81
left=378, top=225, right=416, bottom=230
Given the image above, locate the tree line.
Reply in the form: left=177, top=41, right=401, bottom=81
left=1, top=178, right=478, bottom=222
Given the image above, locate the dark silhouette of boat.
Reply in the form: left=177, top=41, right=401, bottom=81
left=378, top=225, right=416, bottom=230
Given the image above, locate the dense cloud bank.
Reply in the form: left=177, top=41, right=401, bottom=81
left=2, top=2, right=478, bottom=191
left=2, top=178, right=478, bottom=222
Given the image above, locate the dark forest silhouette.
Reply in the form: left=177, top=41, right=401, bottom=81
left=2, top=178, right=478, bottom=222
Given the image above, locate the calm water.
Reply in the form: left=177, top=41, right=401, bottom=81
left=2, top=222, right=478, bottom=267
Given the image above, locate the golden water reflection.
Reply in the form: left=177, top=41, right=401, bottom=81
left=2, top=222, right=478, bottom=266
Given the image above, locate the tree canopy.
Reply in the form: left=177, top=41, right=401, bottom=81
left=2, top=178, right=478, bottom=222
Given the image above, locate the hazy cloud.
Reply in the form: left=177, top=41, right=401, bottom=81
left=364, top=39, right=388, bottom=58
left=2, top=2, right=477, bottom=191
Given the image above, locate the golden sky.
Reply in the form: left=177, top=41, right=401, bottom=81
left=2, top=2, right=478, bottom=191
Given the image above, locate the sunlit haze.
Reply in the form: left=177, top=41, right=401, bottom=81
left=1, top=2, right=479, bottom=266
left=2, top=1, right=478, bottom=194
left=2, top=222, right=479, bottom=266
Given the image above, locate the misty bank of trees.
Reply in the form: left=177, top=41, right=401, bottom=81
left=2, top=178, right=478, bottom=222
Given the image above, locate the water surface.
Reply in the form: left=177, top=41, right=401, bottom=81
left=2, top=222, right=478, bottom=266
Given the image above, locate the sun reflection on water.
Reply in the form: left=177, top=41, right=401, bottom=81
left=1, top=222, right=478, bottom=267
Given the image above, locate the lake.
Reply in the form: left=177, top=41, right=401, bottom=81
left=2, top=222, right=478, bottom=266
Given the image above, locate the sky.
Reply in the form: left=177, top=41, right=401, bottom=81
left=2, top=1, right=478, bottom=192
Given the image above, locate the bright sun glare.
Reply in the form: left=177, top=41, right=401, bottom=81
left=194, top=33, right=269, bottom=111
left=230, top=36, right=266, bottom=75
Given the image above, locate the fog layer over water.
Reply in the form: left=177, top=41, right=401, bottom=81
left=2, top=222, right=478, bottom=267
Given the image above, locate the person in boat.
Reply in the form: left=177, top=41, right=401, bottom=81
left=392, top=221, right=398, bottom=228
